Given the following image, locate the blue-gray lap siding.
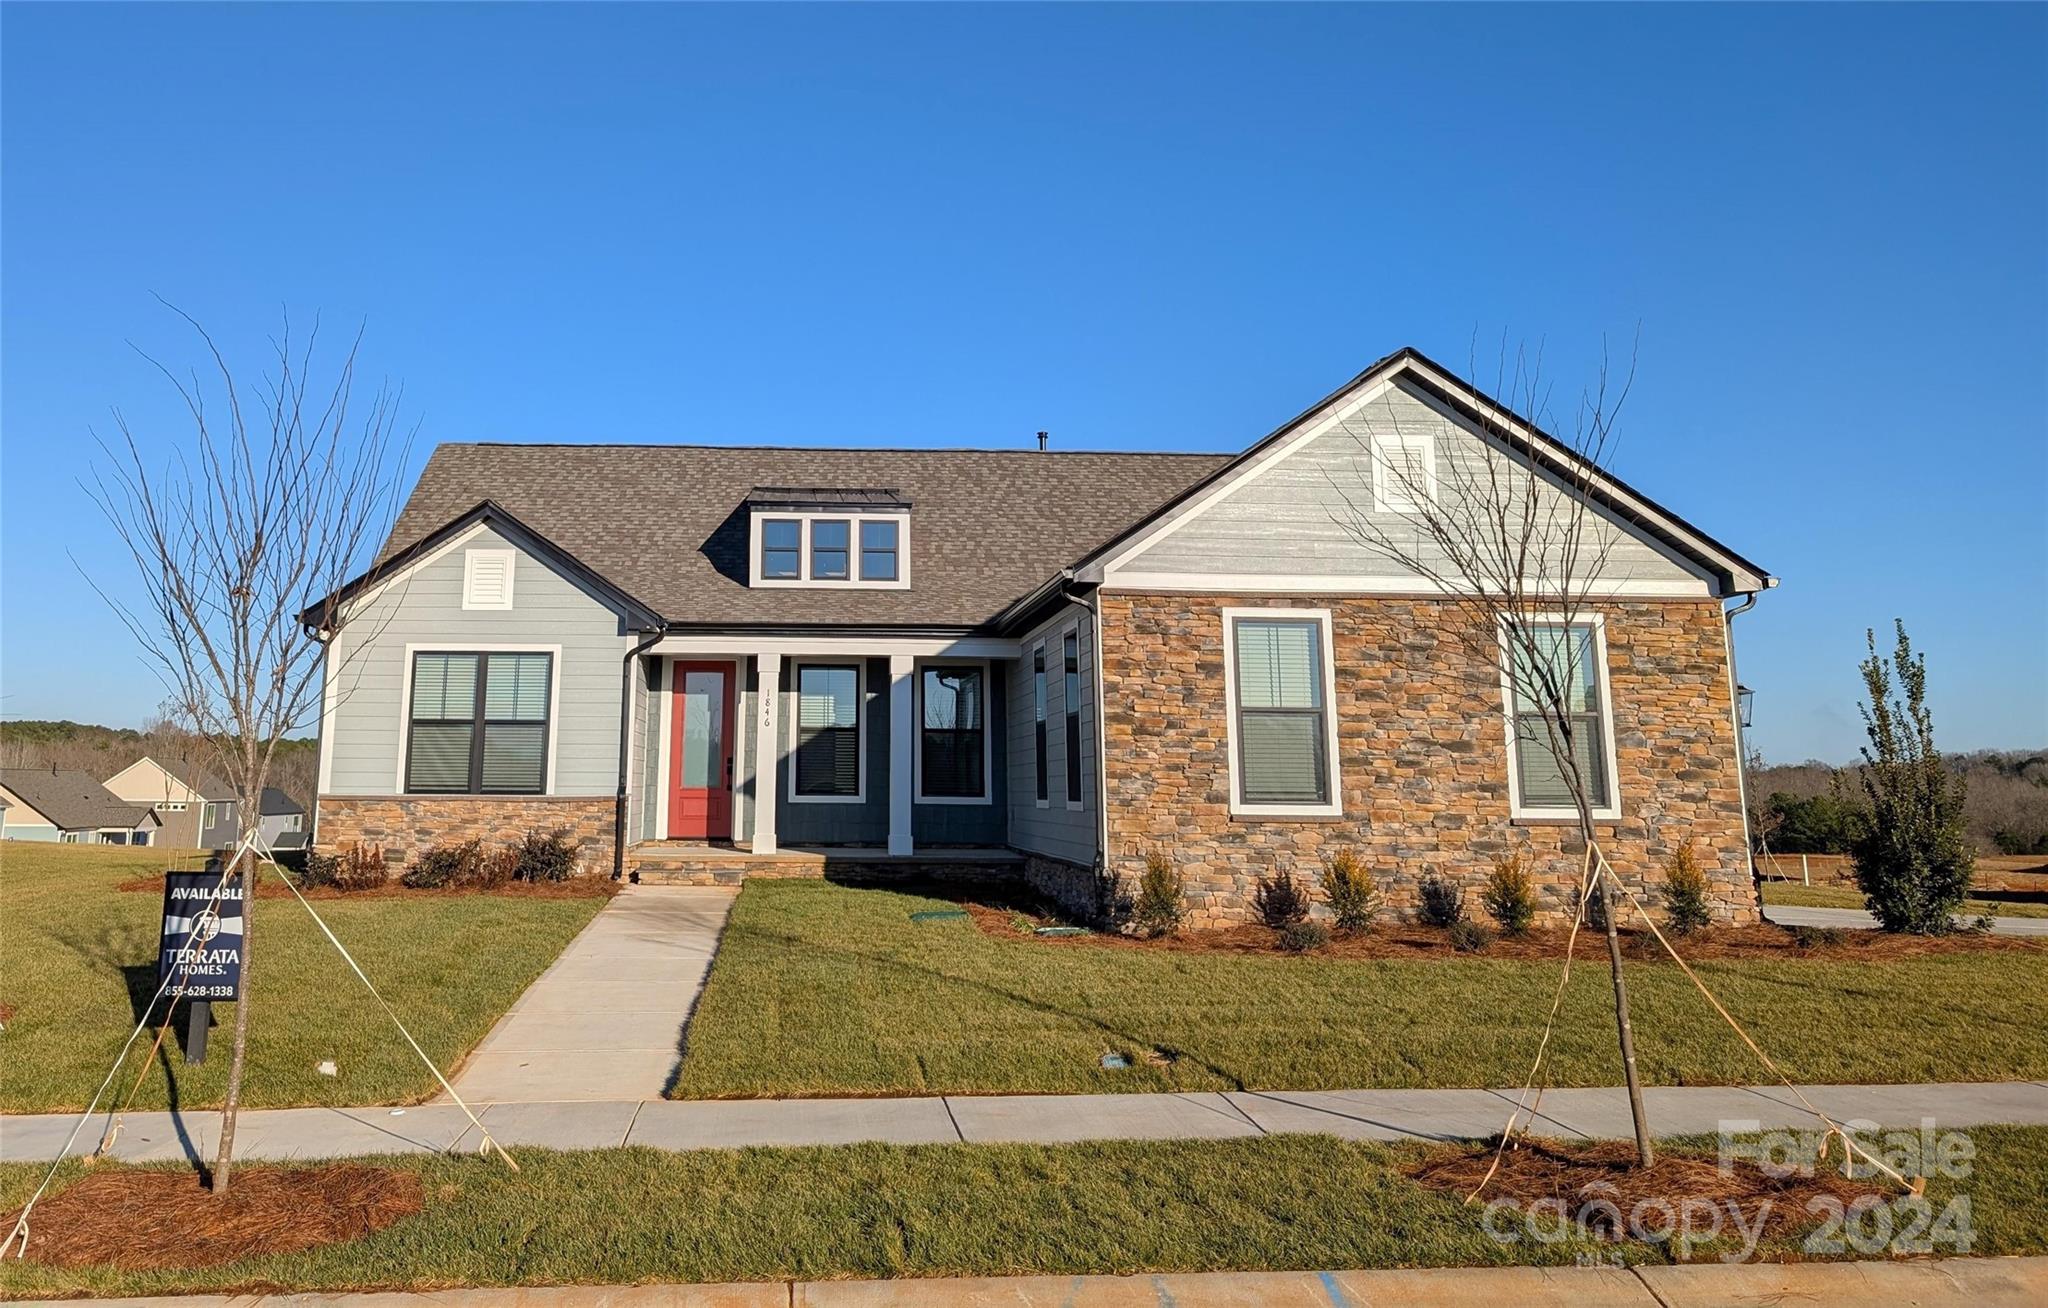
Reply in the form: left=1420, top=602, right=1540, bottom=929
left=1005, top=602, right=1099, bottom=868
left=321, top=522, right=634, bottom=799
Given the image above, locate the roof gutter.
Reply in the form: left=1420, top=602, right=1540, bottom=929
left=1722, top=579, right=1774, bottom=898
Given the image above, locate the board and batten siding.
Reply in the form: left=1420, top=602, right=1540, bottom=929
left=322, top=523, right=634, bottom=797
left=1005, top=601, right=1098, bottom=867
left=1115, top=379, right=1710, bottom=590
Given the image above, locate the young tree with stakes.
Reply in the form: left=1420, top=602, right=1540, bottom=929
left=85, top=305, right=411, bottom=1193
left=1332, top=342, right=1660, bottom=1167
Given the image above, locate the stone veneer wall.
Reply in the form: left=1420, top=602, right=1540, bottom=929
left=1017, top=851, right=1102, bottom=922
left=315, top=796, right=617, bottom=877
left=1098, top=593, right=1757, bottom=929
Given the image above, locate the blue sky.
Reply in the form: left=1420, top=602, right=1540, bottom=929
left=3, top=3, right=2043, bottom=764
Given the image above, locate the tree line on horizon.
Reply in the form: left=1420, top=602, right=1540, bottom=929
left=1749, top=747, right=2048, bottom=857
left=0, top=718, right=317, bottom=816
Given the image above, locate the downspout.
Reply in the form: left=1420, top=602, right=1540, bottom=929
left=1062, top=580, right=1113, bottom=886
left=614, top=628, right=666, bottom=880
left=1722, top=582, right=1771, bottom=905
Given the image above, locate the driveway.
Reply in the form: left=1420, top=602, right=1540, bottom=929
left=442, top=885, right=738, bottom=1103
left=1765, top=904, right=2048, bottom=937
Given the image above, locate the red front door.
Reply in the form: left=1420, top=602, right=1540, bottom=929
left=669, top=662, right=735, bottom=840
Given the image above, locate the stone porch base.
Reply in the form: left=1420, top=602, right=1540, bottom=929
left=627, top=842, right=1027, bottom=887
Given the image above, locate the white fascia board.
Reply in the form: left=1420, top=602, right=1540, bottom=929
left=649, top=634, right=1021, bottom=659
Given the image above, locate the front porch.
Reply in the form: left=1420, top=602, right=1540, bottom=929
left=634, top=634, right=1022, bottom=861
left=626, top=841, right=1024, bottom=886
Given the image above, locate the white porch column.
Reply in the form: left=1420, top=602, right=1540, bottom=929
left=887, top=653, right=915, bottom=857
left=754, top=652, right=782, bottom=855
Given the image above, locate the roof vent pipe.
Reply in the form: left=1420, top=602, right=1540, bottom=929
left=1037, top=430, right=1048, bottom=452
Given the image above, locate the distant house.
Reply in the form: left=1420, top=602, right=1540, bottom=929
left=103, top=756, right=308, bottom=850
left=0, top=768, right=162, bottom=845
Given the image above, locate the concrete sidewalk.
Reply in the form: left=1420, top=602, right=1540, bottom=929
left=7, top=1080, right=2046, bottom=1166
left=440, top=886, right=737, bottom=1103
left=1765, top=903, right=2048, bottom=936
left=22, top=1256, right=2048, bottom=1306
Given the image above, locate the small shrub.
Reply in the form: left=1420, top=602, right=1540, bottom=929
left=477, top=846, right=520, bottom=889
left=1663, top=842, right=1713, bottom=936
left=1417, top=874, right=1465, bottom=928
left=1131, top=850, right=1187, bottom=938
left=335, top=842, right=389, bottom=891
left=1252, top=867, right=1311, bottom=930
left=403, top=838, right=485, bottom=889
left=298, top=848, right=340, bottom=889
left=1448, top=920, right=1496, bottom=953
left=511, top=827, right=580, bottom=883
left=1323, top=849, right=1382, bottom=933
left=1091, top=865, right=1133, bottom=932
left=1279, top=920, right=1331, bottom=954
left=1790, top=924, right=1846, bottom=950
left=303, top=842, right=387, bottom=891
left=1481, top=856, right=1536, bottom=935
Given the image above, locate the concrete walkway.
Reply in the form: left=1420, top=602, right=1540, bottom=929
left=441, top=886, right=737, bottom=1103
left=1765, top=903, right=2048, bottom=937
left=24, top=1256, right=2048, bottom=1307
left=8, top=1080, right=2046, bottom=1166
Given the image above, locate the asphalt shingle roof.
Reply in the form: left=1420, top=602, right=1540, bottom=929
left=383, top=445, right=1232, bottom=627
left=0, top=768, right=152, bottom=831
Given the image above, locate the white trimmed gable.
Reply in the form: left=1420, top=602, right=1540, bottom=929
left=1101, top=372, right=1720, bottom=597
left=104, top=757, right=206, bottom=807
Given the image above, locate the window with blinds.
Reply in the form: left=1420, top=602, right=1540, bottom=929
left=405, top=651, right=551, bottom=794
left=794, top=663, right=861, bottom=798
left=1508, top=622, right=1612, bottom=812
left=1231, top=617, right=1330, bottom=806
left=919, top=665, right=986, bottom=799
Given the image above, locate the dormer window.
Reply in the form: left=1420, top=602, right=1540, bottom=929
left=760, top=520, right=802, bottom=579
left=747, top=488, right=911, bottom=589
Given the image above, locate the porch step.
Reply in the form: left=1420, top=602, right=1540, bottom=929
left=626, top=844, right=1023, bottom=886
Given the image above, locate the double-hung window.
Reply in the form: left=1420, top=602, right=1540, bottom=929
left=919, top=665, right=986, bottom=800
left=1504, top=620, right=1617, bottom=818
left=793, top=663, right=862, bottom=800
left=1063, top=631, right=1082, bottom=806
left=810, top=519, right=851, bottom=580
left=406, top=651, right=553, bottom=794
left=760, top=520, right=802, bottom=579
left=1225, top=610, right=1339, bottom=815
left=1032, top=646, right=1049, bottom=804
left=859, top=520, right=899, bottom=581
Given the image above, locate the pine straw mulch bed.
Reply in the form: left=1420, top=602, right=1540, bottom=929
left=3, top=1164, right=423, bottom=1269
left=114, top=873, right=619, bottom=901
left=959, top=899, right=2041, bottom=962
left=1407, top=1136, right=1889, bottom=1246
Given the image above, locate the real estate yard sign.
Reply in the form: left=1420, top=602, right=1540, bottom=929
left=157, top=870, right=245, bottom=1061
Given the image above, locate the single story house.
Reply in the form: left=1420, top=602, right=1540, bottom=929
left=103, top=756, right=309, bottom=850
left=0, top=767, right=163, bottom=845
left=303, top=349, right=1772, bottom=925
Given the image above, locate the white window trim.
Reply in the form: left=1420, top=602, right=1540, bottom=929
left=1371, top=431, right=1437, bottom=514
left=913, top=656, right=993, bottom=806
left=1221, top=606, right=1344, bottom=819
left=1031, top=640, right=1050, bottom=809
left=394, top=643, right=564, bottom=795
left=787, top=659, right=867, bottom=805
left=462, top=548, right=516, bottom=610
left=749, top=511, right=912, bottom=589
left=1062, top=621, right=1086, bottom=812
left=1497, top=612, right=1623, bottom=822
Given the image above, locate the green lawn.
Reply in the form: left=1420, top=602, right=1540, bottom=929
left=675, top=881, right=2048, bottom=1098
left=0, top=843, right=607, bottom=1113
left=1761, top=881, right=2048, bottom=920
left=7, top=1126, right=2046, bottom=1297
